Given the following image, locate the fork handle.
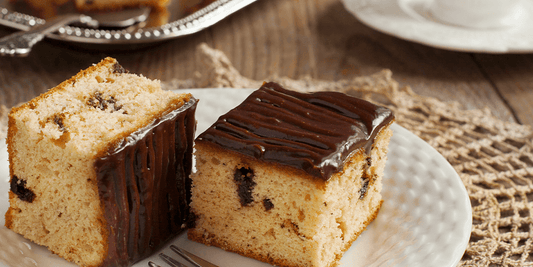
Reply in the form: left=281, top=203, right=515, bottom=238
left=0, top=7, right=44, bottom=31
left=0, top=13, right=94, bottom=57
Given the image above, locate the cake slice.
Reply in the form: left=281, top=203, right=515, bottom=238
left=74, top=0, right=170, bottom=11
left=189, top=82, right=394, bottom=267
left=5, top=57, right=197, bottom=267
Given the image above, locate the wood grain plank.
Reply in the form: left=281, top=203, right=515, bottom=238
left=210, top=6, right=252, bottom=78
left=210, top=0, right=286, bottom=79
left=474, top=54, right=533, bottom=127
left=292, top=0, right=319, bottom=78
left=247, top=2, right=269, bottom=79
left=262, top=0, right=283, bottom=78
left=275, top=0, right=299, bottom=78
left=1, top=0, right=531, bottom=128
left=305, top=0, right=518, bottom=124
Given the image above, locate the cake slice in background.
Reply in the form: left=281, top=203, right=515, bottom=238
left=5, top=57, right=197, bottom=267
left=188, top=82, right=395, bottom=267
left=74, top=0, right=170, bottom=11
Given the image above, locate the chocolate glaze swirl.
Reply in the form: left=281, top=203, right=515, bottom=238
left=95, top=98, right=197, bottom=267
left=197, top=82, right=394, bottom=180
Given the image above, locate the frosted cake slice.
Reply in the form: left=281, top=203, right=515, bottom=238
left=189, top=82, right=394, bottom=267
left=6, top=57, right=197, bottom=267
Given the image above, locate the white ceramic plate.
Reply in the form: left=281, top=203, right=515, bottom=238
left=0, top=88, right=471, bottom=267
left=342, top=0, right=533, bottom=53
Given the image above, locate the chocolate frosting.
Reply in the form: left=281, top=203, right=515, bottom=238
left=95, top=98, right=197, bottom=267
left=197, top=82, right=394, bottom=180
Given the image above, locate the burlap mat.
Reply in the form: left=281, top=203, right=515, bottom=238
left=2, top=44, right=532, bottom=266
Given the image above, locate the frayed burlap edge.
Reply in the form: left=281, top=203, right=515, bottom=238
left=1, top=43, right=532, bottom=266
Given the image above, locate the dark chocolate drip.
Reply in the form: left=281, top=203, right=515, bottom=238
left=134, top=138, right=152, bottom=257
left=359, top=177, right=370, bottom=200
left=125, top=145, right=138, bottom=262
left=95, top=147, right=129, bottom=266
left=95, top=98, right=197, bottom=266
left=197, top=82, right=394, bottom=180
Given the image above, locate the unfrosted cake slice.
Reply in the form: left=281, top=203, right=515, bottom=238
left=188, top=82, right=394, bottom=267
left=5, top=57, right=197, bottom=267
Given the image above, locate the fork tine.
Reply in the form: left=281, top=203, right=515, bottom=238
left=159, top=253, right=187, bottom=267
left=169, top=245, right=205, bottom=267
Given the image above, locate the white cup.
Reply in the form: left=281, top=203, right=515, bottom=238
left=429, top=0, right=527, bottom=29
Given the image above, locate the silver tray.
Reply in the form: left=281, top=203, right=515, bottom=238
left=0, top=0, right=257, bottom=45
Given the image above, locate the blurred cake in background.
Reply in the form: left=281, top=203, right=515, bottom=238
left=7, top=0, right=221, bottom=27
left=74, top=0, right=170, bottom=11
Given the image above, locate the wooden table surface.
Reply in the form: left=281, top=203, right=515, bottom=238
left=1, top=0, right=533, bottom=128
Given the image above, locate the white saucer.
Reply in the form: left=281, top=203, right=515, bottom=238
left=342, top=0, right=533, bottom=53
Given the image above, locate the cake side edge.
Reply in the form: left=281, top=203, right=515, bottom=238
left=95, top=97, right=198, bottom=267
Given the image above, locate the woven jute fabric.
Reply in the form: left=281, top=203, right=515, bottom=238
left=1, top=44, right=532, bottom=266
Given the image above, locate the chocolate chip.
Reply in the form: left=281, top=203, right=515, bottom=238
left=112, top=63, right=129, bottom=74
left=281, top=220, right=306, bottom=238
left=10, top=176, right=35, bottom=203
left=263, top=198, right=274, bottom=211
left=53, top=115, right=66, bottom=132
left=358, top=177, right=369, bottom=200
left=106, top=96, right=123, bottom=111
left=87, top=92, right=123, bottom=112
left=87, top=92, right=103, bottom=109
left=234, top=167, right=256, bottom=206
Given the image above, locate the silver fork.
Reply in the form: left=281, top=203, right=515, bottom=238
left=148, top=255, right=188, bottom=267
left=0, top=14, right=95, bottom=56
left=148, top=245, right=219, bottom=267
